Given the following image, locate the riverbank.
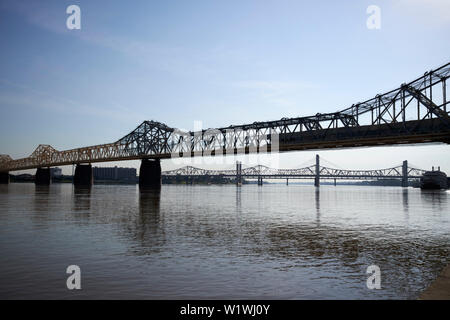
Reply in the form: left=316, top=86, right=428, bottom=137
left=419, top=264, right=450, bottom=300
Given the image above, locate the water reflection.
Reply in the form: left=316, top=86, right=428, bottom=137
left=72, top=186, right=91, bottom=212
left=70, top=185, right=450, bottom=298
left=30, top=185, right=57, bottom=227
left=139, top=188, right=161, bottom=216
left=131, top=188, right=164, bottom=254
left=402, top=188, right=409, bottom=219
left=34, top=185, right=50, bottom=193
left=34, top=185, right=50, bottom=212
left=140, top=196, right=448, bottom=299
left=315, top=188, right=320, bottom=226
left=1, top=184, right=449, bottom=299
left=420, top=189, right=447, bottom=202
left=235, top=187, right=241, bottom=211
left=420, top=189, right=447, bottom=211
left=263, top=222, right=448, bottom=297
left=0, top=185, right=9, bottom=194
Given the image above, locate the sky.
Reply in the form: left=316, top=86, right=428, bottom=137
left=0, top=0, right=449, bottom=174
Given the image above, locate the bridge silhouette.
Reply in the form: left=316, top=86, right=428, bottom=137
left=0, top=62, right=449, bottom=186
left=162, top=155, right=426, bottom=187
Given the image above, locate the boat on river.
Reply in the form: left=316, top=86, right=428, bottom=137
left=420, top=168, right=448, bottom=190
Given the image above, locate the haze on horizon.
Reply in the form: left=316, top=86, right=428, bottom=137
left=0, top=0, right=449, bottom=174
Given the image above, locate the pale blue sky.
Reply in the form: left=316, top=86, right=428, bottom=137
left=0, top=0, right=449, bottom=173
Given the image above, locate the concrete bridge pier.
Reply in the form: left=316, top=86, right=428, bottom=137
left=139, top=159, right=161, bottom=188
left=74, top=164, right=93, bottom=187
left=286, top=178, right=289, bottom=186
left=402, top=160, right=408, bottom=188
left=314, top=154, right=320, bottom=187
left=0, top=171, right=9, bottom=184
left=35, top=168, right=51, bottom=185
left=257, top=176, right=263, bottom=186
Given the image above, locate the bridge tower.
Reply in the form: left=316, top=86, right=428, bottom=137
left=139, top=159, right=161, bottom=188
left=35, top=167, right=51, bottom=185
left=0, top=171, right=9, bottom=184
left=402, top=160, right=408, bottom=188
left=314, top=154, right=320, bottom=187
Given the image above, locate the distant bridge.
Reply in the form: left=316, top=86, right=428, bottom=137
left=162, top=156, right=426, bottom=187
left=0, top=62, right=449, bottom=186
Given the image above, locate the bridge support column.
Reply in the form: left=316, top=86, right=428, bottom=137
left=314, top=154, right=320, bottom=187
left=0, top=171, right=9, bottom=184
left=35, top=168, right=51, bottom=185
left=286, top=178, right=289, bottom=186
left=402, top=160, right=408, bottom=188
left=74, top=164, right=93, bottom=187
left=334, top=178, right=337, bottom=186
left=139, top=159, right=161, bottom=188
left=257, top=176, right=263, bottom=186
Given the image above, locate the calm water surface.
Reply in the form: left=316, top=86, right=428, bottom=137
left=0, top=183, right=449, bottom=299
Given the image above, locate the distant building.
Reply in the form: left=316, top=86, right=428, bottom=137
left=50, top=167, right=62, bottom=177
left=93, top=166, right=136, bottom=181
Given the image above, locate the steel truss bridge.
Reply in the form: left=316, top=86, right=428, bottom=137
left=1, top=62, right=449, bottom=173
left=162, top=163, right=426, bottom=181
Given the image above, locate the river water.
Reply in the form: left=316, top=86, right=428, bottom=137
left=0, top=183, right=448, bottom=299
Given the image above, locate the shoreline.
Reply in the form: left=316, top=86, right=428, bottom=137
left=419, top=264, right=450, bottom=300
